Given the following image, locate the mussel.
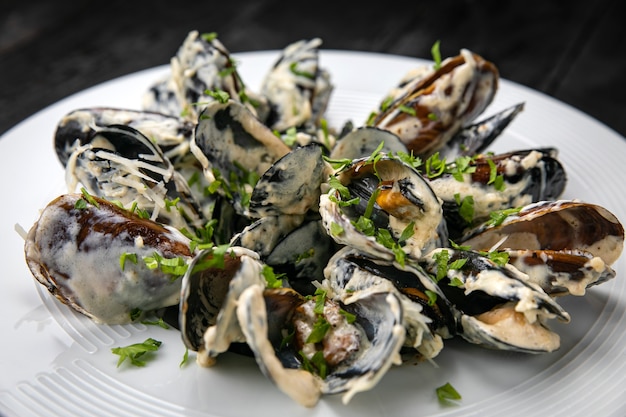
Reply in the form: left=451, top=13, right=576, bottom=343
left=420, top=248, right=570, bottom=353
left=460, top=200, right=625, bottom=266
left=428, top=148, right=567, bottom=239
left=324, top=247, right=452, bottom=359
left=54, top=107, right=195, bottom=168
left=24, top=193, right=193, bottom=324
left=320, top=154, right=447, bottom=262
left=143, top=30, right=267, bottom=121
left=369, top=49, right=498, bottom=158
left=236, top=283, right=405, bottom=407
left=64, top=124, right=207, bottom=234
left=191, top=99, right=292, bottom=215
left=179, top=245, right=266, bottom=366
left=260, top=37, right=333, bottom=133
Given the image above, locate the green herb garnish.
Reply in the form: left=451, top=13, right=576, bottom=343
left=339, top=309, right=357, bottom=324
left=205, top=88, right=230, bottom=103
left=436, top=382, right=462, bottom=403
left=431, top=40, right=442, bottom=71
left=80, top=187, right=100, bottom=208
left=487, top=207, right=522, bottom=227
left=424, top=153, right=447, bottom=178
left=398, top=104, right=416, bottom=117
left=330, top=222, right=344, bottom=236
left=289, top=62, right=315, bottom=79
left=454, top=193, right=475, bottom=224
left=120, top=252, right=138, bottom=271
left=262, top=265, right=284, bottom=289
left=432, top=249, right=450, bottom=282
left=180, top=348, right=189, bottom=367
left=201, top=32, right=218, bottom=42
left=425, top=289, right=438, bottom=306
left=129, top=308, right=142, bottom=321
left=141, top=317, right=170, bottom=329
left=111, top=338, right=162, bottom=367
left=143, top=253, right=189, bottom=278
left=306, top=317, right=331, bottom=344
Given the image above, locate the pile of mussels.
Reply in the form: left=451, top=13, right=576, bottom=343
left=23, top=31, right=624, bottom=407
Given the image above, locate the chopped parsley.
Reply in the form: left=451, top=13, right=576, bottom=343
left=478, top=249, right=510, bottom=267
left=111, top=338, right=162, bottom=368
left=262, top=265, right=284, bottom=289
left=424, top=153, right=446, bottom=179
left=300, top=350, right=328, bottom=379
left=449, top=156, right=476, bottom=182
left=294, top=248, right=315, bottom=263
left=431, top=40, right=442, bottom=71
left=129, top=308, right=142, bottom=322
left=454, top=193, right=475, bottom=224
left=180, top=348, right=190, bottom=368
left=78, top=187, right=100, bottom=209
left=190, top=244, right=234, bottom=273
left=143, top=253, right=189, bottom=279
left=204, top=88, right=230, bottom=103
left=487, top=207, right=522, bottom=227
left=379, top=95, right=394, bottom=112
left=74, top=198, right=87, bottom=210
left=141, top=317, right=170, bottom=329
left=339, top=309, right=357, bottom=324
left=398, top=104, right=416, bottom=117
left=306, top=317, right=331, bottom=344
left=436, top=382, right=462, bottom=403
left=330, top=221, right=344, bottom=236
left=425, top=289, right=438, bottom=306
left=313, top=288, right=327, bottom=315
left=281, top=126, right=299, bottom=147
left=119, top=252, right=138, bottom=271
left=393, top=150, right=422, bottom=170
left=201, top=32, right=218, bottom=42
left=289, top=62, right=316, bottom=79
left=486, top=158, right=506, bottom=191
left=163, top=197, right=180, bottom=212
left=431, top=249, right=467, bottom=284
left=432, top=249, right=450, bottom=282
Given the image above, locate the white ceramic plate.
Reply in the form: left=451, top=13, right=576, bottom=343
left=1, top=50, right=625, bottom=417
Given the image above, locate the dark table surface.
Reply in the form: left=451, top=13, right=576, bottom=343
left=2, top=0, right=625, bottom=139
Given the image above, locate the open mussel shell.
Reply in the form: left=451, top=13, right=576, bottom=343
left=320, top=155, right=447, bottom=261
left=324, top=247, right=452, bottom=359
left=429, top=148, right=567, bottom=239
left=191, top=99, right=291, bottom=214
left=460, top=200, right=625, bottom=266
left=506, top=248, right=616, bottom=296
left=420, top=248, right=570, bottom=353
left=438, top=102, right=525, bottom=161
left=370, top=49, right=498, bottom=158
left=319, top=291, right=405, bottom=403
left=24, top=193, right=192, bottom=324
left=231, top=214, right=306, bottom=257
left=65, top=124, right=207, bottom=233
left=264, top=219, right=340, bottom=296
left=143, top=30, right=268, bottom=121
left=329, top=126, right=408, bottom=161
left=248, top=143, right=332, bottom=218
left=235, top=285, right=322, bottom=407
left=235, top=283, right=405, bottom=407
left=179, top=246, right=265, bottom=366
left=260, top=37, right=333, bottom=132
left=54, top=107, right=194, bottom=167
left=233, top=214, right=338, bottom=296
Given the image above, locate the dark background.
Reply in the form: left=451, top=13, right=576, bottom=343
left=1, top=0, right=624, bottom=138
